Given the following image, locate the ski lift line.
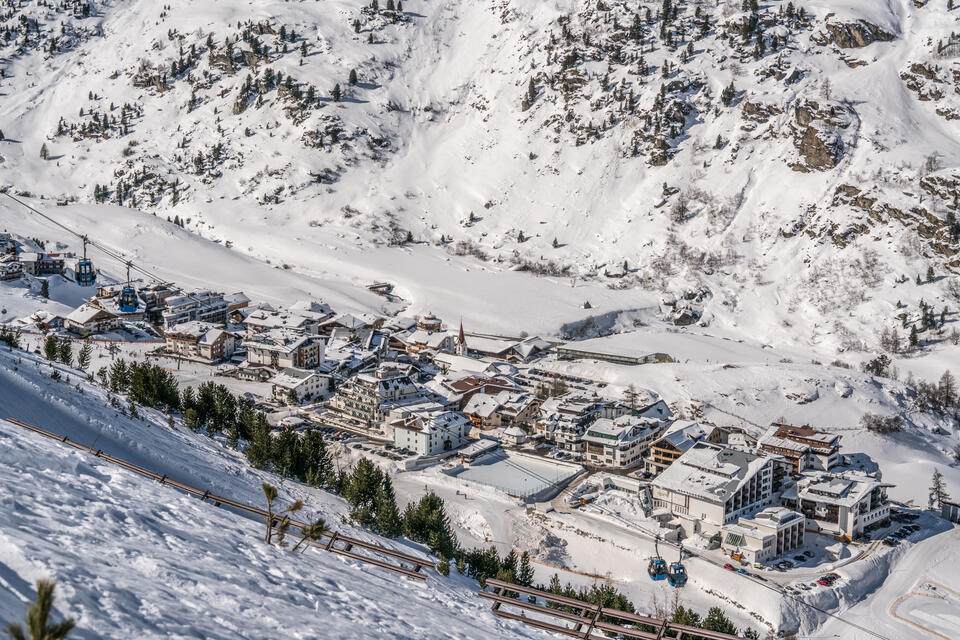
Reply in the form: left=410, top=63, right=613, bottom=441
left=1, top=192, right=167, bottom=285
left=2, top=193, right=219, bottom=311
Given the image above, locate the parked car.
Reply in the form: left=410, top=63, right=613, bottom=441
left=817, top=579, right=829, bottom=587
left=883, top=537, right=899, bottom=547
left=737, top=568, right=748, bottom=575
left=724, top=563, right=736, bottom=571
left=793, top=555, right=806, bottom=563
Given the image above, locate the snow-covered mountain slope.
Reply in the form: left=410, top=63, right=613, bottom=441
left=0, top=349, right=549, bottom=639
left=2, top=0, right=960, bottom=355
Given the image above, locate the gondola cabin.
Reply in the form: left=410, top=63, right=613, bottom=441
left=667, top=562, right=687, bottom=587
left=74, top=258, right=96, bottom=286
left=648, top=558, right=667, bottom=581
left=118, top=285, right=139, bottom=313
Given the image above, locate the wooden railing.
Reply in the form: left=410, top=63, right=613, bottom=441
left=4, top=417, right=432, bottom=580
left=479, top=578, right=743, bottom=640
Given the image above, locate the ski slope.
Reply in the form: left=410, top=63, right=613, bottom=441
left=0, top=349, right=548, bottom=639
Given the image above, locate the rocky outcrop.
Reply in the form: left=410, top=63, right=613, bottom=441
left=789, top=99, right=857, bottom=172
left=825, top=20, right=894, bottom=48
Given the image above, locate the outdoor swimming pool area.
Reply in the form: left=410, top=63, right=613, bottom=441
left=450, top=450, right=583, bottom=499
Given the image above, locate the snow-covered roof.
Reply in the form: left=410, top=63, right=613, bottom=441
left=463, top=390, right=535, bottom=419
left=165, top=321, right=224, bottom=340
left=392, top=410, right=469, bottom=436
left=224, top=292, right=251, bottom=306
left=652, top=442, right=772, bottom=505
left=322, top=313, right=370, bottom=330
left=797, top=473, right=893, bottom=508
left=655, top=420, right=706, bottom=451
left=66, top=304, right=113, bottom=324
left=289, top=299, right=334, bottom=319
left=271, top=367, right=323, bottom=390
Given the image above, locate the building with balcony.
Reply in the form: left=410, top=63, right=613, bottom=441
left=161, top=290, right=228, bottom=329
left=390, top=408, right=471, bottom=455
left=721, top=507, right=805, bottom=565
left=650, top=442, right=782, bottom=537
left=646, top=421, right=707, bottom=476
left=324, top=365, right=433, bottom=432
left=271, top=368, right=330, bottom=405
left=244, top=330, right=326, bottom=370
left=759, top=423, right=841, bottom=473
left=164, top=321, right=238, bottom=362
left=786, top=472, right=893, bottom=540
left=582, top=403, right=673, bottom=470
left=462, top=390, right=539, bottom=431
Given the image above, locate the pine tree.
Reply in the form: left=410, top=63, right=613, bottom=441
left=552, top=237, right=559, bottom=248
left=517, top=551, right=534, bottom=587
left=291, top=517, right=326, bottom=552
left=437, top=554, right=450, bottom=576
left=5, top=579, right=75, bottom=640
left=938, top=370, right=957, bottom=408
left=57, top=340, right=72, bottom=367
left=40, top=279, right=49, bottom=299
left=927, top=265, right=935, bottom=282
left=930, top=468, right=950, bottom=509
left=353, top=18, right=361, bottom=33
left=374, top=478, right=403, bottom=537
left=527, top=77, right=536, bottom=103
left=517, top=230, right=525, bottom=243
left=39, top=143, right=49, bottom=160
left=721, top=82, right=735, bottom=106
left=702, top=607, right=738, bottom=634
left=909, top=325, right=918, bottom=348
left=349, top=69, right=358, bottom=85
left=332, top=83, right=341, bottom=102
left=43, top=335, right=59, bottom=361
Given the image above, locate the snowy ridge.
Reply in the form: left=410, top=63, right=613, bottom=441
left=1, top=0, right=960, bottom=358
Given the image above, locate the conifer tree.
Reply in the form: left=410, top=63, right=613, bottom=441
left=332, top=83, right=341, bottom=102
left=349, top=69, right=358, bottom=85
left=721, top=82, right=735, bottom=106
left=43, top=335, right=58, bottom=361
left=57, top=340, right=72, bottom=367
left=930, top=468, right=949, bottom=509
left=5, top=579, right=75, bottom=640
left=40, top=280, right=49, bottom=299
left=39, top=143, right=49, bottom=160
left=517, top=551, right=534, bottom=587
left=292, top=517, right=326, bottom=552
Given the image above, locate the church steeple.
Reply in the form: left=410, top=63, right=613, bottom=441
left=456, top=320, right=467, bottom=356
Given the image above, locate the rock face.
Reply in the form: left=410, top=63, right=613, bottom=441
left=825, top=20, right=895, bottom=48
left=789, top=99, right=857, bottom=172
